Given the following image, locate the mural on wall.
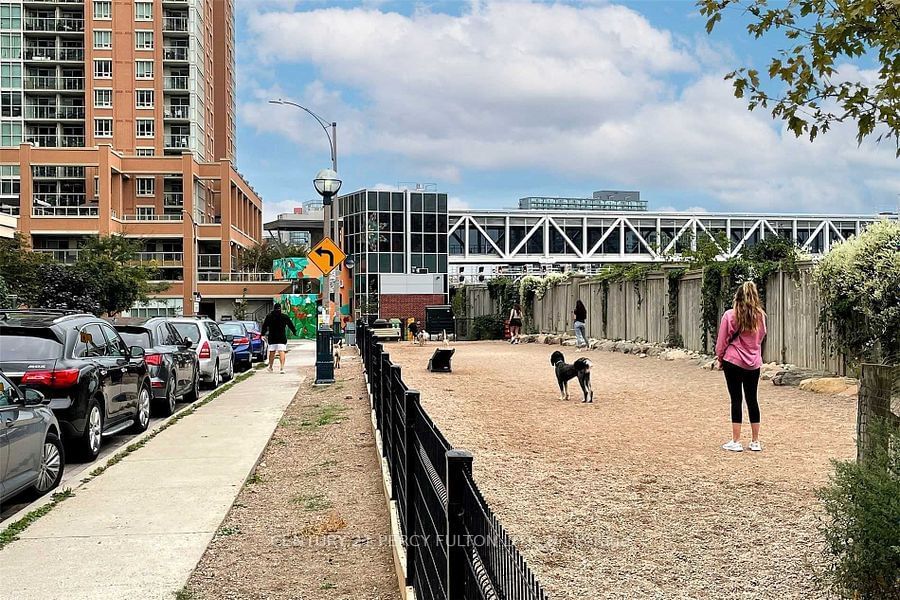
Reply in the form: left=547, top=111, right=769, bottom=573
left=273, top=257, right=309, bottom=281
left=277, top=293, right=319, bottom=340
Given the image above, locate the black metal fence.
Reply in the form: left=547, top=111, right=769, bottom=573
left=359, top=322, right=548, bottom=600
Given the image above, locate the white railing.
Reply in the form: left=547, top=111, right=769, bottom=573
left=34, top=248, right=81, bottom=263
left=135, top=252, right=183, bottom=265
left=32, top=205, right=98, bottom=217
left=198, top=272, right=277, bottom=283
left=164, top=135, right=190, bottom=149
left=163, top=17, right=188, bottom=31
left=26, top=134, right=85, bottom=148
left=197, top=254, right=221, bottom=269
left=163, top=46, right=188, bottom=61
left=163, top=75, right=189, bottom=90
left=24, top=47, right=85, bottom=62
left=26, top=105, right=85, bottom=120
left=119, top=214, right=184, bottom=222
left=24, top=17, right=85, bottom=32
left=164, top=105, right=190, bottom=119
left=163, top=192, right=184, bottom=207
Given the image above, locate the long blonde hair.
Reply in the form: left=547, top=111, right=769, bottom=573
left=733, top=281, right=765, bottom=332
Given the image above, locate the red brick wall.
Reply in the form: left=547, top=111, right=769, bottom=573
left=380, top=294, right=445, bottom=324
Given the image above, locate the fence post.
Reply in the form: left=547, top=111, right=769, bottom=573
left=446, top=449, right=473, bottom=597
left=404, top=389, right=420, bottom=587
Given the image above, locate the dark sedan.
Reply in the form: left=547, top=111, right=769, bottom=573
left=236, top=320, right=268, bottom=362
left=109, top=317, right=200, bottom=416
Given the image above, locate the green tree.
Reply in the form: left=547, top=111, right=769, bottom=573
left=699, top=0, right=900, bottom=155
left=73, top=235, right=166, bottom=316
left=32, top=263, right=101, bottom=314
left=238, top=239, right=308, bottom=273
left=0, top=233, right=54, bottom=307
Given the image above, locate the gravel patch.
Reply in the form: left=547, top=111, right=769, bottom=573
left=185, top=354, right=400, bottom=600
left=388, top=341, right=857, bottom=600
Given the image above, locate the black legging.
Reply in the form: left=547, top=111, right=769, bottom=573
left=722, top=361, right=761, bottom=424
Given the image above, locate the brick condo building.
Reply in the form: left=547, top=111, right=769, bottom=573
left=0, top=0, right=288, bottom=317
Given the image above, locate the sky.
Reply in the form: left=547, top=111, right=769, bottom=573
left=231, top=0, right=900, bottom=221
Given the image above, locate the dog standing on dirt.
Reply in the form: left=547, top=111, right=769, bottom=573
left=550, top=350, right=593, bottom=403
left=334, top=348, right=341, bottom=369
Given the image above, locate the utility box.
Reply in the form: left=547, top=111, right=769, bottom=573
left=425, top=305, right=453, bottom=335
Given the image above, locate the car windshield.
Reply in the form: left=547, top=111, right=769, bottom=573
left=0, top=332, right=64, bottom=360
left=219, top=323, right=246, bottom=336
left=171, top=323, right=201, bottom=343
left=118, top=329, right=152, bottom=349
left=240, top=322, right=260, bottom=332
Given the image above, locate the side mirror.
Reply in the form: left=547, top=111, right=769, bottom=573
left=22, top=388, right=47, bottom=406
left=129, top=346, right=145, bottom=359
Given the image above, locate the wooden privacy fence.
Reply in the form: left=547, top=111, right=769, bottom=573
left=856, top=364, right=900, bottom=462
left=463, top=264, right=845, bottom=374
left=359, top=323, right=548, bottom=600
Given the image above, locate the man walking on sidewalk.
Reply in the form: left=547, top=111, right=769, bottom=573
left=262, top=304, right=297, bottom=373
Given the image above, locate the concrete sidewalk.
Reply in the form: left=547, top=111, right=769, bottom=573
left=0, top=340, right=315, bottom=600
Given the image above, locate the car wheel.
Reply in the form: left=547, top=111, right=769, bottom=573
left=31, top=432, right=65, bottom=496
left=77, top=399, right=103, bottom=461
left=156, top=375, right=177, bottom=417
left=129, top=386, right=152, bottom=433
left=210, top=362, right=220, bottom=389
left=183, top=367, right=200, bottom=402
left=223, top=357, right=234, bottom=382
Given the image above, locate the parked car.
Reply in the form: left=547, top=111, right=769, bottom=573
left=108, top=317, right=200, bottom=416
left=168, top=317, right=234, bottom=388
left=236, top=320, right=268, bottom=362
left=0, top=370, right=65, bottom=503
left=0, top=311, right=152, bottom=461
left=218, top=321, right=253, bottom=370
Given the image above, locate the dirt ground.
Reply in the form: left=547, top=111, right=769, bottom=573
left=185, top=356, right=400, bottom=600
left=388, top=341, right=858, bottom=600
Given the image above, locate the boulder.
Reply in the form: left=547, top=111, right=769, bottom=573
left=799, top=377, right=858, bottom=395
left=638, top=353, right=648, bottom=358
left=701, top=359, right=718, bottom=370
left=772, top=369, right=829, bottom=386
left=523, top=335, right=537, bottom=343
left=645, top=346, right=664, bottom=357
left=664, top=349, right=689, bottom=361
left=562, top=339, right=577, bottom=347
left=545, top=335, right=559, bottom=345
left=617, top=342, right=638, bottom=354
left=588, top=339, right=601, bottom=350
left=536, top=335, right=547, bottom=345
left=600, top=341, right=618, bottom=352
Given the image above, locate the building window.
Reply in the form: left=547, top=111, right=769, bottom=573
left=93, top=175, right=99, bottom=198
left=135, top=89, right=154, bottom=108
left=135, top=2, right=153, bottom=21
left=0, top=33, right=20, bottom=59
left=136, top=178, right=155, bottom=197
left=93, top=30, right=112, bottom=50
left=135, top=30, right=153, bottom=50
left=0, top=90, right=21, bottom=117
left=135, top=60, right=153, bottom=79
left=136, top=206, right=155, bottom=219
left=0, top=4, right=22, bottom=29
left=1, top=122, right=22, bottom=147
left=93, top=59, right=112, bottom=79
left=136, top=147, right=155, bottom=157
left=93, top=88, right=112, bottom=108
left=94, top=118, right=112, bottom=138
left=136, top=119, right=154, bottom=138
left=93, top=1, right=111, bottom=20
left=0, top=61, right=21, bottom=88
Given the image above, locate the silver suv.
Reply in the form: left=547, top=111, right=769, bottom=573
left=168, top=317, right=234, bottom=388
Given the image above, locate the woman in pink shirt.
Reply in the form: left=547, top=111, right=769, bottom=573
left=715, top=281, right=767, bottom=452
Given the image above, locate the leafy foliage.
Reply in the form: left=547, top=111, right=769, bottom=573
left=487, top=276, right=519, bottom=317
left=451, top=284, right=468, bottom=320
left=818, top=419, right=900, bottom=599
left=666, top=268, right=686, bottom=347
left=814, top=219, right=900, bottom=364
left=0, top=274, right=12, bottom=309
left=699, top=0, right=900, bottom=156
left=0, top=233, right=54, bottom=307
left=471, top=314, right=505, bottom=340
left=239, top=239, right=308, bottom=273
left=75, top=236, right=165, bottom=316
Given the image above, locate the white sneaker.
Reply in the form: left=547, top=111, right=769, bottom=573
left=267, top=366, right=273, bottom=373
left=749, top=441, right=762, bottom=452
left=279, top=368, right=285, bottom=374
left=722, top=440, right=744, bottom=452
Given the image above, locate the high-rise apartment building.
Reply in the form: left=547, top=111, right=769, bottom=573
left=0, top=0, right=284, bottom=318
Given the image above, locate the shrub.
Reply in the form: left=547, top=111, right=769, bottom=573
left=818, top=420, right=900, bottom=598
left=814, top=219, right=900, bottom=365
left=472, top=314, right=505, bottom=340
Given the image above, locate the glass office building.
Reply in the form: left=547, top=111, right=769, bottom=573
left=338, top=188, right=448, bottom=314
left=519, top=190, right=646, bottom=211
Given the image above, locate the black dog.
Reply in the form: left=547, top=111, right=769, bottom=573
left=550, top=350, right=593, bottom=403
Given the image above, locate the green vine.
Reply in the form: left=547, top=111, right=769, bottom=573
left=487, top=276, right=519, bottom=318
left=519, top=275, right=541, bottom=332
left=451, top=284, right=468, bottom=319
left=666, top=268, right=685, bottom=347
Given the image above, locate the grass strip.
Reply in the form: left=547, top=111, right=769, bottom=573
left=0, top=369, right=256, bottom=552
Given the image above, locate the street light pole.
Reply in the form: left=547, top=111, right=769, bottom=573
left=183, top=208, right=199, bottom=315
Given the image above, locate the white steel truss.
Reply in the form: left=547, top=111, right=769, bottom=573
left=448, top=210, right=885, bottom=265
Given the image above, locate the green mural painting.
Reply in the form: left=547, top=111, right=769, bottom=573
left=273, top=257, right=309, bottom=281
left=277, top=293, right=319, bottom=340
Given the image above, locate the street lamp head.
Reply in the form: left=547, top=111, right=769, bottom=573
left=313, top=168, right=342, bottom=203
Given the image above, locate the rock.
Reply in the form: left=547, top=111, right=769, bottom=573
left=589, top=340, right=601, bottom=350
left=536, top=335, right=547, bottom=344
left=562, top=339, right=577, bottom=347
left=664, top=349, right=688, bottom=361
left=523, top=335, right=537, bottom=343
left=772, top=369, right=829, bottom=386
left=638, top=353, right=648, bottom=358
left=645, top=346, right=664, bottom=357
left=701, top=359, right=718, bottom=370
left=799, top=377, right=858, bottom=395
left=545, top=335, right=559, bottom=345
left=617, top=342, right=637, bottom=354
left=838, top=385, right=859, bottom=397
left=600, top=341, right=617, bottom=352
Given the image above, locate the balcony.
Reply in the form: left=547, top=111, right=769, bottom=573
left=119, top=214, right=184, bottom=222
left=197, top=254, right=221, bottom=269
left=198, top=272, right=276, bottom=283
left=164, top=105, right=189, bottom=120
left=24, top=75, right=84, bottom=91
left=24, top=16, right=84, bottom=33
left=162, top=17, right=188, bottom=32
left=25, top=105, right=85, bottom=120
left=135, top=252, right=183, bottom=266
left=0, top=205, right=21, bottom=216
left=163, top=46, right=188, bottom=61
left=163, top=76, right=189, bottom=91
left=34, top=248, right=81, bottom=264
left=32, top=166, right=84, bottom=178
left=164, top=135, right=190, bottom=150
left=163, top=192, right=184, bottom=207
left=23, top=0, right=84, bottom=4
left=24, top=47, right=85, bottom=62
left=32, top=205, right=98, bottom=217
left=25, top=134, right=85, bottom=147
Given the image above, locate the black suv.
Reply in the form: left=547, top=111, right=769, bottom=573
left=0, top=311, right=152, bottom=461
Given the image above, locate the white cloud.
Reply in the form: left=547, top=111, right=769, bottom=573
left=242, top=1, right=900, bottom=213
left=448, top=196, right=470, bottom=210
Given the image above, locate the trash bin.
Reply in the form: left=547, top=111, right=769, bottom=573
left=345, top=322, right=357, bottom=346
